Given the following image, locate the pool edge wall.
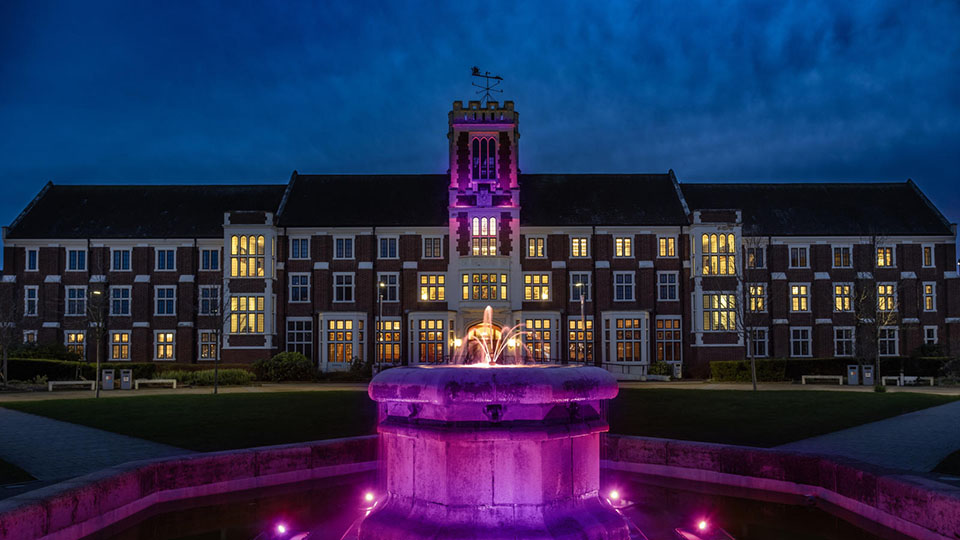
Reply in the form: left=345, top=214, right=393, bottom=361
left=0, top=434, right=957, bottom=539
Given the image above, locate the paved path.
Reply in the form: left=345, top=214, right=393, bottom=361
left=777, top=400, right=960, bottom=472
left=0, top=382, right=369, bottom=403
left=0, top=408, right=191, bottom=481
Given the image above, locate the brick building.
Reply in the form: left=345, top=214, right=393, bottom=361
left=2, top=100, right=958, bottom=377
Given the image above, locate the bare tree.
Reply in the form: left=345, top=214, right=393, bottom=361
left=0, top=284, right=24, bottom=388
left=853, top=236, right=902, bottom=388
left=735, top=236, right=769, bottom=391
left=196, top=285, right=231, bottom=394
left=87, top=286, right=109, bottom=397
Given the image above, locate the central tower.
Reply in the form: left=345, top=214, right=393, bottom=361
left=447, top=100, right=522, bottom=334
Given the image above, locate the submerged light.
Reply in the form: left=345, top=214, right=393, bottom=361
left=697, top=520, right=708, bottom=531
left=276, top=523, right=287, bottom=534
left=364, top=492, right=375, bottom=503
left=608, top=490, right=620, bottom=501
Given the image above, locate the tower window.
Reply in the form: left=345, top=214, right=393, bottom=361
left=471, top=216, right=498, bottom=256
left=471, top=136, right=497, bottom=181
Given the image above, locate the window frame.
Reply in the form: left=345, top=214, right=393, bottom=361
left=921, top=244, right=935, bottom=268
left=526, top=236, right=546, bottom=259
left=66, top=248, right=87, bottom=272
left=154, top=248, right=176, bottom=272
left=289, top=272, right=311, bottom=303
left=65, top=286, right=87, bottom=316
left=567, top=316, right=594, bottom=363
left=229, top=295, right=265, bottom=334
left=613, top=236, right=633, bottom=258
left=876, top=245, right=896, bottom=268
left=657, top=271, right=679, bottom=302
left=109, top=330, right=131, bottom=361
left=65, top=330, right=86, bottom=357
left=701, top=232, right=737, bottom=275
left=522, top=272, right=551, bottom=302
left=378, top=236, right=399, bottom=260
left=470, top=135, right=498, bottom=182
left=790, top=327, right=812, bottom=358
left=198, top=285, right=220, bottom=315
left=285, top=317, right=313, bottom=360
left=333, top=236, right=355, bottom=260
left=23, top=330, right=38, bottom=344
left=613, top=271, right=635, bottom=302
left=788, top=246, right=809, bottom=269
left=24, top=286, right=38, bottom=317
left=109, top=285, right=131, bottom=317
left=702, top=292, right=736, bottom=332
left=375, top=316, right=402, bottom=364
left=25, top=248, right=38, bottom=272
left=154, top=285, right=176, bottom=316
left=377, top=272, right=399, bottom=303
left=923, top=325, right=938, bottom=345
left=657, top=236, right=677, bottom=258
left=111, top=248, right=131, bottom=272
left=877, top=282, right=897, bottom=312
left=747, top=283, right=766, bottom=312
left=746, top=246, right=765, bottom=269
left=333, top=272, right=355, bottom=303
left=749, top=327, right=769, bottom=358
left=922, top=281, right=936, bottom=312
left=153, top=330, right=176, bottom=361
left=878, top=326, right=899, bottom=357
left=422, top=236, right=443, bottom=259
left=655, top=316, right=683, bottom=362
left=470, top=216, right=499, bottom=256
left=833, top=282, right=853, bottom=312
left=418, top=273, right=446, bottom=302
left=569, top=271, right=592, bottom=302
left=289, top=237, right=310, bottom=260
left=789, top=282, right=811, bottom=313
left=833, top=327, right=855, bottom=357
left=831, top=245, right=852, bottom=269
left=200, top=248, right=220, bottom=271
left=570, top=236, right=590, bottom=259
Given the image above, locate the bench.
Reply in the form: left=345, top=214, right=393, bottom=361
left=882, top=376, right=935, bottom=387
left=134, top=378, right=177, bottom=390
left=801, top=375, right=843, bottom=385
left=48, top=380, right=95, bottom=391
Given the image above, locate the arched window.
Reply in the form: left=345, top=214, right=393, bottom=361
left=701, top=233, right=736, bottom=275
left=471, top=216, right=498, bottom=256
left=471, top=137, right=498, bottom=181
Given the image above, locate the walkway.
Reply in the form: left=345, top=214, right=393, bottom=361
left=0, top=382, right=368, bottom=403
left=0, top=408, right=191, bottom=481
left=777, top=400, right=960, bottom=472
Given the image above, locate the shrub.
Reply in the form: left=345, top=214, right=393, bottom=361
left=713, top=357, right=953, bottom=383
left=7, top=358, right=157, bottom=381
left=158, top=369, right=253, bottom=386
left=710, top=359, right=787, bottom=382
left=253, top=352, right=315, bottom=382
left=8, top=343, right=81, bottom=362
left=156, top=363, right=253, bottom=374
left=648, top=361, right=672, bottom=377
left=350, top=356, right=374, bottom=379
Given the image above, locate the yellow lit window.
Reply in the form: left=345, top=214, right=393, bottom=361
left=111, top=332, right=130, bottom=360
left=613, top=317, right=645, bottom=361
left=701, top=233, right=736, bottom=275
left=922, top=246, right=933, bottom=267
left=462, top=273, right=507, bottom=301
left=748, top=284, right=765, bottom=312
left=199, top=331, right=218, bottom=360
left=527, top=237, right=544, bottom=258
left=568, top=318, right=593, bottom=362
left=876, top=247, right=894, bottom=267
left=615, top=237, right=632, bottom=257
left=523, top=273, right=550, bottom=301
left=877, top=284, right=896, bottom=311
left=65, top=331, right=85, bottom=356
left=923, top=283, right=935, bottom=311
left=418, top=319, right=444, bottom=363
left=471, top=217, right=498, bottom=256
left=656, top=318, right=681, bottom=361
left=419, top=274, right=445, bottom=301
left=155, top=332, right=174, bottom=360
left=523, top=318, right=552, bottom=362
left=327, top=319, right=355, bottom=363
left=230, top=235, right=265, bottom=277
left=703, top=294, right=736, bottom=331
left=658, top=237, right=676, bottom=257
left=790, top=284, right=809, bottom=312
left=230, top=295, right=265, bottom=334
left=377, top=320, right=401, bottom=362
left=834, top=284, right=852, bottom=312
left=571, top=237, right=588, bottom=258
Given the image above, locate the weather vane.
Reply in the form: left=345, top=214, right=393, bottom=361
left=471, top=67, right=503, bottom=105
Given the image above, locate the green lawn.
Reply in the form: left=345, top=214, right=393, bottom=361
left=934, top=450, right=960, bottom=476
left=608, top=389, right=958, bottom=447
left=0, top=458, right=34, bottom=485
left=2, top=389, right=955, bottom=452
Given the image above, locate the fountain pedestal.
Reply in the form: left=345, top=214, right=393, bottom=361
left=360, top=366, right=630, bottom=540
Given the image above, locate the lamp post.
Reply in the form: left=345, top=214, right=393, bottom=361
left=90, top=290, right=104, bottom=399
left=377, top=281, right=385, bottom=374
left=574, top=282, right=586, bottom=365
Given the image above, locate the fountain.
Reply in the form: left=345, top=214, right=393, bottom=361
left=358, top=306, right=631, bottom=539
left=451, top=305, right=533, bottom=366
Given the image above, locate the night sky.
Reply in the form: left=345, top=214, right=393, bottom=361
left=1, top=1, right=958, bottom=259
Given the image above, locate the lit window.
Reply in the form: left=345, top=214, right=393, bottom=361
left=230, top=235, right=265, bottom=277
left=155, top=332, right=175, bottom=361
left=65, top=331, right=85, bottom=357
left=570, top=272, right=591, bottom=301
left=23, top=330, right=37, bottom=344
left=110, top=331, right=130, bottom=361
left=333, top=273, right=354, bottom=303
left=658, top=272, right=678, bottom=301
left=790, top=284, right=809, bottom=312
left=201, top=249, right=220, bottom=270
left=922, top=282, right=936, bottom=311
left=613, top=272, right=634, bottom=301
left=523, top=318, right=553, bottom=362
left=701, top=233, right=736, bottom=275
left=423, top=237, right=443, bottom=259
left=290, top=273, right=310, bottom=303
left=334, top=237, right=354, bottom=260
left=790, top=327, right=811, bottom=357
left=112, top=249, right=130, bottom=271
left=876, top=247, right=894, bottom=267
left=66, top=286, right=87, bottom=316
left=879, top=327, right=898, bottom=356
left=471, top=217, right=498, bottom=256
left=326, top=319, right=358, bottom=363
left=378, top=273, right=398, bottom=302
left=199, top=286, right=220, bottom=315
left=471, top=136, right=498, bottom=181
left=290, top=238, right=309, bottom=260
left=527, top=237, right=545, bottom=258
left=417, top=319, right=444, bottom=363
left=922, top=245, right=934, bottom=268
left=523, top=273, right=550, bottom=301
left=658, top=237, right=676, bottom=258
left=656, top=318, right=681, bottom=362
left=67, top=249, right=86, bottom=271
left=286, top=319, right=313, bottom=359
left=833, top=283, right=853, bottom=312
left=746, top=247, right=765, bottom=269
left=568, top=318, right=593, bottom=362
left=748, top=284, right=765, bottom=312
left=750, top=328, right=768, bottom=358
left=419, top=274, right=445, bottom=301
left=24, top=286, right=38, bottom=316
left=703, top=294, right=736, bottom=331
left=833, top=246, right=851, bottom=268
left=377, top=319, right=401, bottom=363
left=229, top=295, right=265, bottom=334
left=26, top=248, right=38, bottom=271
left=379, top=237, right=398, bottom=259
left=155, top=248, right=175, bottom=271
left=923, top=326, right=938, bottom=345
left=612, top=317, right=646, bottom=362
left=877, top=283, right=896, bottom=311
left=789, top=246, right=808, bottom=269
left=834, top=327, right=854, bottom=357
left=462, top=273, right=507, bottom=301
left=110, top=286, right=130, bottom=316
left=155, top=286, right=175, bottom=316
left=614, top=237, right=632, bottom=258
left=199, top=331, right=219, bottom=360
left=571, top=237, right=589, bottom=258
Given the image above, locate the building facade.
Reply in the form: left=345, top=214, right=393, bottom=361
left=2, top=100, right=958, bottom=377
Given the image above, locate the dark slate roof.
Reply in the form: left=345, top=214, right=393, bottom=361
left=6, top=183, right=285, bottom=239
left=520, top=173, right=689, bottom=226
left=277, top=174, right=450, bottom=227
left=680, top=181, right=954, bottom=236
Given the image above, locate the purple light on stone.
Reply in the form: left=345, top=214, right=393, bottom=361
left=359, top=364, right=630, bottom=539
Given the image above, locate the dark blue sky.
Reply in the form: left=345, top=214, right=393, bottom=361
left=1, top=1, right=958, bottom=255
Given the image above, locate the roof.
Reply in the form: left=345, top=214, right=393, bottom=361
left=277, top=174, right=450, bottom=227
left=520, top=173, right=689, bottom=226
left=6, top=183, right=285, bottom=239
left=680, top=181, right=955, bottom=236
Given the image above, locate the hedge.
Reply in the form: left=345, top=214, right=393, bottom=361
left=5, top=358, right=158, bottom=381
left=155, top=363, right=254, bottom=374
left=159, top=369, right=254, bottom=386
left=711, top=357, right=954, bottom=382
left=253, top=352, right=316, bottom=382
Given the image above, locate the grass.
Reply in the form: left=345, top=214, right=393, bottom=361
left=2, top=388, right=955, bottom=452
left=607, top=389, right=958, bottom=447
left=0, top=458, right=34, bottom=485
left=934, top=450, right=960, bottom=476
